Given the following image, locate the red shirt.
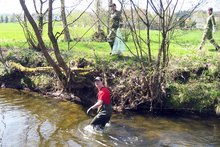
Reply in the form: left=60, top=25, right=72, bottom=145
left=98, top=87, right=111, bottom=105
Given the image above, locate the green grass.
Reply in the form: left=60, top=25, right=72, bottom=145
left=0, top=23, right=26, bottom=40
left=1, top=22, right=220, bottom=62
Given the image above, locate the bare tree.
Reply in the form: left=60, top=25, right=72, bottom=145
left=17, top=0, right=48, bottom=51
left=19, top=0, right=74, bottom=90
left=17, top=13, right=38, bottom=51
left=60, top=0, right=72, bottom=42
left=118, top=0, right=205, bottom=111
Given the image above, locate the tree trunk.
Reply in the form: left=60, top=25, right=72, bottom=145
left=145, top=2, right=152, bottom=63
left=48, top=0, right=71, bottom=77
left=33, top=0, right=49, bottom=51
left=38, top=14, right=43, bottom=37
left=96, top=0, right=101, bottom=32
left=60, top=0, right=71, bottom=42
left=107, top=0, right=112, bottom=34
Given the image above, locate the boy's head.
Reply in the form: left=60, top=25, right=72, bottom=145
left=94, top=77, right=104, bottom=89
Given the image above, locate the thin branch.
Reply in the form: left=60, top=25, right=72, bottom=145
left=56, top=0, right=95, bottom=39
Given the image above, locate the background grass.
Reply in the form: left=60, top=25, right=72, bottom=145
left=1, top=23, right=220, bottom=57
left=1, top=22, right=220, bottom=72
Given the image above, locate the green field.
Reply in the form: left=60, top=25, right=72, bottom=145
left=1, top=23, right=220, bottom=56
left=1, top=22, right=220, bottom=69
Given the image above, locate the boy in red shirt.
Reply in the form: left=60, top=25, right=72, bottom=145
left=87, top=77, right=112, bottom=130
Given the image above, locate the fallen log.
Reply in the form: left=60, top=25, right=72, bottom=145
left=8, top=61, right=93, bottom=75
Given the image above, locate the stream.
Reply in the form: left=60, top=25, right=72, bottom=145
left=0, top=88, right=219, bottom=147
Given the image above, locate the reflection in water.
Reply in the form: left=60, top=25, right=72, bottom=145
left=0, top=88, right=220, bottom=146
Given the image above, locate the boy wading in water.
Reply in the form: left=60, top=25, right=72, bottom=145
left=87, top=77, right=112, bottom=130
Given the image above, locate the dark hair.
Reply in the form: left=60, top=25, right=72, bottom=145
left=208, top=7, right=213, bottom=11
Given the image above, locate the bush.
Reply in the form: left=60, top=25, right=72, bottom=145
left=168, top=82, right=220, bottom=111
left=6, top=48, right=47, bottom=67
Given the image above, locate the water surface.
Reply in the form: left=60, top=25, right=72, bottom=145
left=0, top=88, right=219, bottom=146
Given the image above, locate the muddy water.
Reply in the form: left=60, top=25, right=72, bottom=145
left=0, top=88, right=220, bottom=147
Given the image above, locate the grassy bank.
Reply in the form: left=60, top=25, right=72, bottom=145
left=1, top=22, right=220, bottom=115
